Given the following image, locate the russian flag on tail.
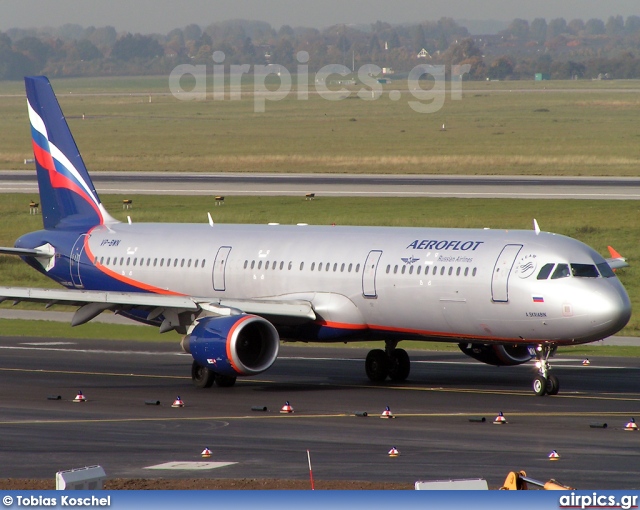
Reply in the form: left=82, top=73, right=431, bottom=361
left=25, top=76, right=116, bottom=231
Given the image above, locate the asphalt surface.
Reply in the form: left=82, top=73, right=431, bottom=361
left=0, top=338, right=639, bottom=489
left=2, top=171, right=640, bottom=199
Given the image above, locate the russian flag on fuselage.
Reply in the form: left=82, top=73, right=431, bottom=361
left=25, top=76, right=109, bottom=231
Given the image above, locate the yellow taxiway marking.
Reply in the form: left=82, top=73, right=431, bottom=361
left=0, top=367, right=189, bottom=380
left=375, top=384, right=640, bottom=402
left=1, top=367, right=639, bottom=402
left=0, top=410, right=638, bottom=427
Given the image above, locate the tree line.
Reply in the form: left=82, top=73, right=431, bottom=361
left=2, top=16, right=640, bottom=81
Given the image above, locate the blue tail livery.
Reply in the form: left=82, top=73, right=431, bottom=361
left=25, top=76, right=116, bottom=230
left=0, top=76, right=632, bottom=395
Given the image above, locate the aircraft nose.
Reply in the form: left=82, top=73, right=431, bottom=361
left=589, top=281, right=632, bottom=336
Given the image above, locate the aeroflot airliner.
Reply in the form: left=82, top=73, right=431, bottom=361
left=0, top=76, right=632, bottom=396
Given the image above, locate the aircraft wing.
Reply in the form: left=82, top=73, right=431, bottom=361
left=0, top=286, right=315, bottom=330
left=607, top=246, right=629, bottom=270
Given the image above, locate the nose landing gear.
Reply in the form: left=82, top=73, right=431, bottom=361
left=533, top=344, right=559, bottom=396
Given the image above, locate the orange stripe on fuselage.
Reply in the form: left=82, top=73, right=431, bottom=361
left=316, top=319, right=546, bottom=344
left=83, top=229, right=186, bottom=296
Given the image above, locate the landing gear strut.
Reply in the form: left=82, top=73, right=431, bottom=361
left=532, top=344, right=559, bottom=396
left=365, top=341, right=411, bottom=383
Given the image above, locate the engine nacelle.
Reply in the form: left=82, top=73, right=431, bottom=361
left=458, top=343, right=533, bottom=366
left=185, top=314, right=280, bottom=377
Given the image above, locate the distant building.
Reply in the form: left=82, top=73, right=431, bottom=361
left=417, top=48, right=432, bottom=59
left=535, top=73, right=550, bottom=81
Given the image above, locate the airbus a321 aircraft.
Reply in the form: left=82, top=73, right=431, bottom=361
left=0, top=76, right=632, bottom=396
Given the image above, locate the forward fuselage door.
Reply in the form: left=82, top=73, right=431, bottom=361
left=70, top=234, right=87, bottom=288
left=362, top=250, right=383, bottom=298
left=212, top=246, right=232, bottom=292
left=491, top=244, right=523, bottom=302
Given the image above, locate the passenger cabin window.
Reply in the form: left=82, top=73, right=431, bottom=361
left=551, top=264, right=570, bottom=279
left=571, top=264, right=599, bottom=278
left=597, top=262, right=615, bottom=278
left=537, top=263, right=555, bottom=280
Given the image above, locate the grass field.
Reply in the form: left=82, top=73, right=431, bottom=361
left=1, top=76, right=640, bottom=175
left=0, top=75, right=638, bottom=350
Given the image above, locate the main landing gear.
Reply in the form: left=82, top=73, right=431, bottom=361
left=365, top=340, right=410, bottom=383
left=532, top=344, right=559, bottom=396
left=191, top=360, right=237, bottom=388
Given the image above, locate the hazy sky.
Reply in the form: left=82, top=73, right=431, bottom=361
left=1, top=0, right=638, bottom=33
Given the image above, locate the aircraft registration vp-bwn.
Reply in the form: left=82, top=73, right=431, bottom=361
left=0, top=76, right=632, bottom=396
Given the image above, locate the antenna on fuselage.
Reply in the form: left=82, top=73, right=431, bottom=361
left=207, top=212, right=214, bottom=227
left=127, top=216, right=132, bottom=225
left=533, top=218, right=540, bottom=235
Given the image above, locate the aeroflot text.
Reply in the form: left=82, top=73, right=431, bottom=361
left=406, top=240, right=484, bottom=251
left=14, top=495, right=111, bottom=506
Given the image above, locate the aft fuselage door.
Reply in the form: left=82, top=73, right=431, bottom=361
left=362, top=250, right=383, bottom=298
left=212, top=246, right=232, bottom=292
left=491, top=244, right=523, bottom=303
left=70, top=234, right=87, bottom=288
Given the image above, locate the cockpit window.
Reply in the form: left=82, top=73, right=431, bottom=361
left=571, top=263, right=599, bottom=278
left=536, top=263, right=555, bottom=280
left=551, top=263, right=570, bottom=279
left=597, top=262, right=616, bottom=278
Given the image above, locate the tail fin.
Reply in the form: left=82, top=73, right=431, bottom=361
left=25, top=76, right=117, bottom=230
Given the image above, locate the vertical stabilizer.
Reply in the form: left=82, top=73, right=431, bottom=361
left=25, top=76, right=117, bottom=230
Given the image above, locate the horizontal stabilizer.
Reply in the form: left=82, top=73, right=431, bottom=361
left=0, top=246, right=51, bottom=257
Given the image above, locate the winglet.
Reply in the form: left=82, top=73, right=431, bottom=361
left=533, top=218, right=540, bottom=235
left=608, top=245, right=623, bottom=259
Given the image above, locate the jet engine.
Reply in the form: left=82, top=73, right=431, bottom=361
left=458, top=343, right=533, bottom=366
left=184, top=314, right=280, bottom=377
